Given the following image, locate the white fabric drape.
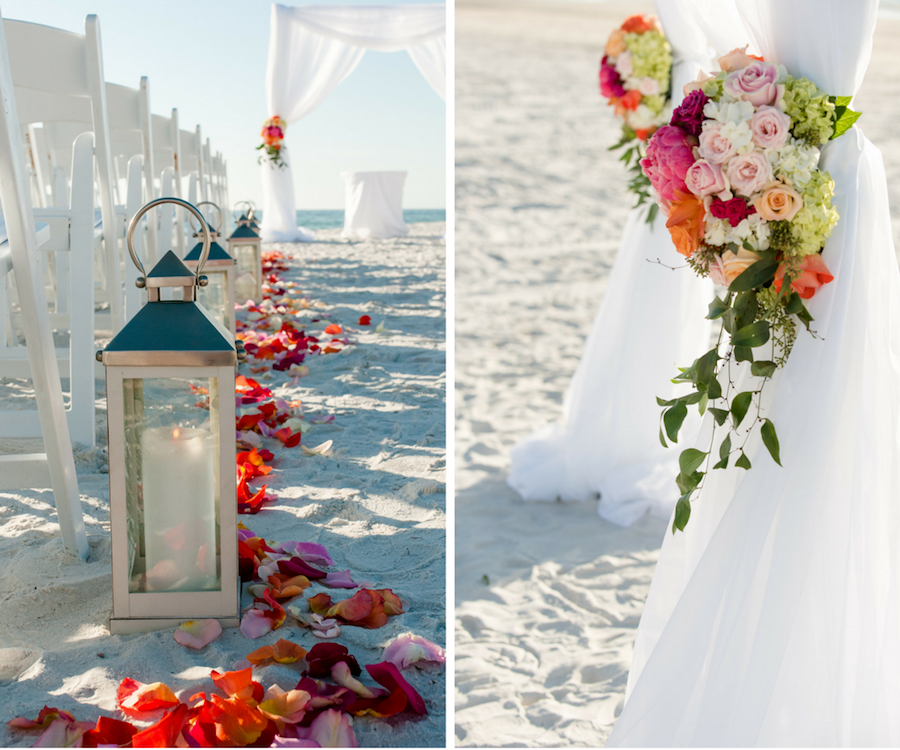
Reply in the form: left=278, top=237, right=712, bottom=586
left=506, top=0, right=716, bottom=527
left=340, top=171, right=409, bottom=240
left=261, top=4, right=446, bottom=242
left=608, top=0, right=900, bottom=745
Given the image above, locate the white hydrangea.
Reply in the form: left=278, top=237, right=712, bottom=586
left=703, top=212, right=770, bottom=251
left=703, top=98, right=755, bottom=126
left=628, top=104, right=658, bottom=131
left=704, top=216, right=730, bottom=246
left=719, top=120, right=754, bottom=154
left=766, top=138, right=820, bottom=187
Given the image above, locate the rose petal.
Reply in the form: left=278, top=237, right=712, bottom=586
left=130, top=703, right=188, bottom=748
left=301, top=440, right=333, bottom=457
left=322, top=570, right=357, bottom=589
left=383, top=633, right=446, bottom=669
left=173, top=619, right=222, bottom=650
left=330, top=662, right=381, bottom=699
left=116, top=678, right=180, bottom=715
left=304, top=708, right=357, bottom=748
left=246, top=639, right=308, bottom=666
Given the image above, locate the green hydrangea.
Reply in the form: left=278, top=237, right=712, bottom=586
left=641, top=94, right=666, bottom=115
left=701, top=72, right=727, bottom=99
left=788, top=171, right=839, bottom=257
left=624, top=30, right=672, bottom=91
left=782, top=77, right=836, bottom=146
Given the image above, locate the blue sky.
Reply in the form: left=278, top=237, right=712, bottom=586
left=2, top=0, right=446, bottom=209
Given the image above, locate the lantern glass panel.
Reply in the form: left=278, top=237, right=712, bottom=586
left=122, top=375, right=222, bottom=595
left=196, top=270, right=229, bottom=330
left=233, top=245, right=259, bottom=302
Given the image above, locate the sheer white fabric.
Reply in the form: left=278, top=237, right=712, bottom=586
left=507, top=0, right=715, bottom=527
left=608, top=0, right=900, bottom=744
left=340, top=171, right=409, bottom=240
left=260, top=4, right=446, bottom=242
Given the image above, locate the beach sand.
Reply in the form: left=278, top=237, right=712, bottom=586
left=0, top=222, right=446, bottom=747
left=454, top=3, right=900, bottom=746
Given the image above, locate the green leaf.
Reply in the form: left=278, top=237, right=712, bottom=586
left=722, top=308, right=736, bottom=335
left=679, top=448, right=707, bottom=476
left=646, top=202, right=659, bottom=225
left=659, top=425, right=668, bottom=448
left=728, top=257, right=779, bottom=292
left=657, top=396, right=676, bottom=407
left=707, top=377, right=722, bottom=400
left=733, top=291, right=759, bottom=331
left=761, top=418, right=782, bottom=466
left=707, top=295, right=729, bottom=320
left=676, top=470, right=703, bottom=495
left=719, top=433, right=732, bottom=462
left=734, top=346, right=754, bottom=363
left=736, top=451, right=752, bottom=470
left=786, top=292, right=815, bottom=330
left=682, top=392, right=705, bottom=405
left=731, top=320, right=770, bottom=349
left=832, top=102, right=862, bottom=140
left=698, top=392, right=709, bottom=415
left=750, top=360, right=777, bottom=378
left=709, top=407, right=729, bottom=426
left=696, top=348, right=719, bottom=388
left=672, top=496, right=692, bottom=533
left=664, top=401, right=688, bottom=443
left=713, top=456, right=729, bottom=470
left=731, top=391, right=753, bottom=427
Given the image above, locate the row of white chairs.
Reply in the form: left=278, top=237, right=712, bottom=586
left=0, top=15, right=231, bottom=449
left=0, top=12, right=234, bottom=558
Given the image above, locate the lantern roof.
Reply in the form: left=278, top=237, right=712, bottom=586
left=100, top=301, right=237, bottom=366
left=229, top=223, right=260, bottom=240
left=143, top=250, right=199, bottom=289
left=185, top=240, right=234, bottom=264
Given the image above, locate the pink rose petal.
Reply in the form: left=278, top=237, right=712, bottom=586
left=173, top=619, right=222, bottom=650
left=241, top=608, right=275, bottom=639
left=304, top=708, right=358, bottom=748
left=383, top=633, right=446, bottom=669
left=322, top=570, right=357, bottom=589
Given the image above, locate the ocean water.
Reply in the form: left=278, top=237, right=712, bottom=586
left=238, top=208, right=445, bottom=232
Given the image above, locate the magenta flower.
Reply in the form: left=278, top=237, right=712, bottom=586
left=641, top=125, right=697, bottom=204
left=599, top=56, right=626, bottom=99
left=709, top=197, right=757, bottom=227
left=671, top=89, right=708, bottom=137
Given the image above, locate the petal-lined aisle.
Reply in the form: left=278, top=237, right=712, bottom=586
left=454, top=0, right=900, bottom=746
left=0, top=221, right=445, bottom=748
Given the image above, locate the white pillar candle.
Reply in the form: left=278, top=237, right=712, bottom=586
left=235, top=271, right=257, bottom=303
left=141, top=426, right=218, bottom=592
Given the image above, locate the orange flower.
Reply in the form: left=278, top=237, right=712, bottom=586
left=774, top=254, right=834, bottom=300
left=665, top=191, right=705, bottom=258
left=619, top=89, right=642, bottom=112
left=621, top=14, right=652, bottom=33
left=246, top=638, right=308, bottom=667
left=635, top=128, right=651, bottom=141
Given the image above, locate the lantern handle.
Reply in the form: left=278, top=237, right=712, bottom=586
left=233, top=200, right=255, bottom=221
left=127, top=198, right=211, bottom=279
left=189, top=201, right=224, bottom=235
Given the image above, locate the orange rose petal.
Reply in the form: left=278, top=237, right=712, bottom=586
left=246, top=638, right=308, bottom=666
left=257, top=687, right=311, bottom=725
left=206, top=694, right=269, bottom=746
left=210, top=668, right=260, bottom=705
left=324, top=324, right=342, bottom=335
left=116, top=678, right=180, bottom=715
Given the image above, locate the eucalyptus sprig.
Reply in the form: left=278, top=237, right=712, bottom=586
left=658, top=252, right=815, bottom=533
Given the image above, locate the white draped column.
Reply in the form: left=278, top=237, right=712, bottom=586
left=261, top=3, right=446, bottom=243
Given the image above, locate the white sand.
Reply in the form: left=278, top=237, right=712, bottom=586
left=0, top=222, right=446, bottom=747
left=454, top=3, right=900, bottom=746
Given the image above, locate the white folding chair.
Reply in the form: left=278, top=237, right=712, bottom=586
left=152, top=108, right=186, bottom=255
left=0, top=12, right=88, bottom=559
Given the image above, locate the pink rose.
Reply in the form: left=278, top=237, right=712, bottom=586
left=640, top=125, right=697, bottom=205
left=725, top=151, right=773, bottom=196
left=698, top=122, right=736, bottom=165
left=684, top=159, right=726, bottom=198
left=708, top=254, right=728, bottom=286
left=723, top=61, right=782, bottom=107
left=750, top=106, right=791, bottom=150
left=638, top=77, right=661, bottom=96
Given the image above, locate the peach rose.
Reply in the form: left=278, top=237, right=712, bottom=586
left=774, top=254, right=834, bottom=300
left=606, top=28, right=627, bottom=57
left=684, top=70, right=713, bottom=96
left=754, top=181, right=803, bottom=222
left=665, top=191, right=705, bottom=258
left=721, top=248, right=761, bottom=284
left=718, top=46, right=762, bottom=72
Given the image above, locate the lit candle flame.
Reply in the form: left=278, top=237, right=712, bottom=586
left=172, top=427, right=181, bottom=439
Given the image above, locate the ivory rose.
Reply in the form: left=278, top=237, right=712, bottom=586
left=718, top=46, right=761, bottom=72
left=665, top=192, right=705, bottom=258
left=698, top=122, right=737, bottom=165
left=774, top=254, right=834, bottom=299
left=721, top=248, right=762, bottom=284
left=725, top=151, right=773, bottom=196
left=755, top=181, right=804, bottom=222
left=723, top=61, right=782, bottom=107
left=605, top=28, right=627, bottom=57
left=750, top=106, right=792, bottom=150
left=684, top=159, right=726, bottom=198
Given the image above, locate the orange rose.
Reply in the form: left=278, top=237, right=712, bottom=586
left=606, top=28, right=627, bottom=57
left=666, top=192, right=705, bottom=258
left=721, top=248, right=761, bottom=284
left=774, top=254, right=834, bottom=300
left=635, top=128, right=651, bottom=142
left=754, top=181, right=803, bottom=222
left=619, top=89, right=642, bottom=112
left=621, top=14, right=652, bottom=34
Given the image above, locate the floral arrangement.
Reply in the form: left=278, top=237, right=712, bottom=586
left=641, top=46, right=860, bottom=533
left=258, top=115, right=286, bottom=169
left=599, top=14, right=673, bottom=216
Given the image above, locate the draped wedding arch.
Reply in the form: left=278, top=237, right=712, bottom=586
left=261, top=3, right=446, bottom=242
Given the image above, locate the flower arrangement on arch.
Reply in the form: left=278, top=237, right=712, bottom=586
left=258, top=115, right=286, bottom=169
left=641, top=46, right=861, bottom=533
left=599, top=14, right=673, bottom=218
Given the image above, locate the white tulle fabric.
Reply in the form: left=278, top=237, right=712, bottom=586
left=608, top=0, right=900, bottom=745
left=506, top=0, right=715, bottom=527
left=261, top=4, right=446, bottom=243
